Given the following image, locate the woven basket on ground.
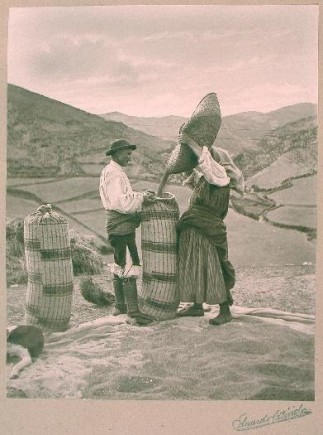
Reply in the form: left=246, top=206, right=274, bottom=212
left=139, top=193, right=180, bottom=320
left=165, top=93, right=222, bottom=174
left=24, top=204, right=73, bottom=331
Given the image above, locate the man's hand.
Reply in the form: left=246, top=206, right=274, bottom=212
left=143, top=190, right=157, bottom=203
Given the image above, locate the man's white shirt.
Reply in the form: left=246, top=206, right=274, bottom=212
left=99, top=160, right=144, bottom=213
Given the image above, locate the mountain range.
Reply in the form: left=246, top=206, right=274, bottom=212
left=100, top=112, right=187, bottom=141
left=7, top=84, right=317, bottom=183
left=101, top=103, right=317, bottom=157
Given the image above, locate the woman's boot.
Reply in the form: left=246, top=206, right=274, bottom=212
left=209, top=302, right=232, bottom=325
left=177, top=303, right=204, bottom=317
left=123, top=278, right=155, bottom=325
left=112, top=275, right=127, bottom=316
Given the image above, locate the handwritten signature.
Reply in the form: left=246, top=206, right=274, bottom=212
left=232, top=404, right=312, bottom=431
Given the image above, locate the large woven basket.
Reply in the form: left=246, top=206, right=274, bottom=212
left=165, top=93, right=222, bottom=174
left=24, top=204, right=73, bottom=331
left=139, top=193, right=180, bottom=320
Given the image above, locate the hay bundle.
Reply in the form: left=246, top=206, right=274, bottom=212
left=69, top=230, right=103, bottom=276
left=139, top=193, right=180, bottom=320
left=24, top=204, right=73, bottom=331
left=79, top=276, right=114, bottom=306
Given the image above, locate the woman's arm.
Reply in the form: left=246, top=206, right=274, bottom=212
left=180, top=132, right=229, bottom=186
left=198, top=147, right=230, bottom=186
left=183, top=168, right=202, bottom=189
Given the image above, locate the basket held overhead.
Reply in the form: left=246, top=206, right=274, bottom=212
left=165, top=93, right=222, bottom=174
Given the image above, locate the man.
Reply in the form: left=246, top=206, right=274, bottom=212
left=99, top=138, right=155, bottom=325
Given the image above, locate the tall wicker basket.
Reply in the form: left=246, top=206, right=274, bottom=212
left=139, top=193, right=180, bottom=320
left=24, top=205, right=73, bottom=331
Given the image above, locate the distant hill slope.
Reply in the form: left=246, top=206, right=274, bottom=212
left=215, top=103, right=317, bottom=156
left=234, top=116, right=317, bottom=183
left=7, top=84, right=176, bottom=178
left=100, top=103, right=317, bottom=160
left=101, top=103, right=318, bottom=188
left=7, top=84, right=317, bottom=187
left=100, top=111, right=187, bottom=141
left=102, top=103, right=317, bottom=159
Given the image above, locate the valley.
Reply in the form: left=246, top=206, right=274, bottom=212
left=6, top=174, right=316, bottom=269
left=6, top=83, right=318, bottom=265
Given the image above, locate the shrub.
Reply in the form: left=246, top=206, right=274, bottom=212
left=6, top=255, right=28, bottom=286
left=6, top=217, right=27, bottom=286
left=6, top=217, right=25, bottom=258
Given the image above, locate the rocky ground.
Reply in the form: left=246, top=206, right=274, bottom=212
left=7, top=262, right=316, bottom=329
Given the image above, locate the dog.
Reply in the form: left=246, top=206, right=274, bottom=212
left=7, top=325, right=45, bottom=379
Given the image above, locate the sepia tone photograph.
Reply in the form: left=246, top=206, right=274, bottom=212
left=2, top=2, right=321, bottom=433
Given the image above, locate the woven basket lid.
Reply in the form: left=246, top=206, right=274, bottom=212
left=165, top=93, right=222, bottom=174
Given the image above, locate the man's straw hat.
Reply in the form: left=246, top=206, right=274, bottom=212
left=165, top=93, right=222, bottom=174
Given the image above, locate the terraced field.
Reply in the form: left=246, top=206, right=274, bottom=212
left=268, top=175, right=317, bottom=206
left=10, top=177, right=100, bottom=203
left=6, top=176, right=317, bottom=268
left=7, top=177, right=106, bottom=246
left=264, top=174, right=317, bottom=237
left=266, top=206, right=316, bottom=229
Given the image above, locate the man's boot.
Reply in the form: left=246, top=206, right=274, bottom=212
left=112, top=275, right=127, bottom=316
left=123, top=277, right=155, bottom=325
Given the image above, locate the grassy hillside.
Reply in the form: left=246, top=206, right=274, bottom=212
left=7, top=84, right=176, bottom=179
left=215, top=104, right=316, bottom=155
left=234, top=117, right=317, bottom=181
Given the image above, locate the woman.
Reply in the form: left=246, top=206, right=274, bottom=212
left=176, top=131, right=244, bottom=325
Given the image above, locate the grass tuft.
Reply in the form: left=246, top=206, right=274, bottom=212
left=69, top=230, right=104, bottom=276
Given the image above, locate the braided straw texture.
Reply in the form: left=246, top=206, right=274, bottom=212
left=166, top=93, right=222, bottom=174
left=139, top=193, right=180, bottom=320
left=165, top=143, right=198, bottom=175
left=24, top=205, right=73, bottom=331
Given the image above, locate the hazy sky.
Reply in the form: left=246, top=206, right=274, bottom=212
left=8, top=5, right=318, bottom=117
